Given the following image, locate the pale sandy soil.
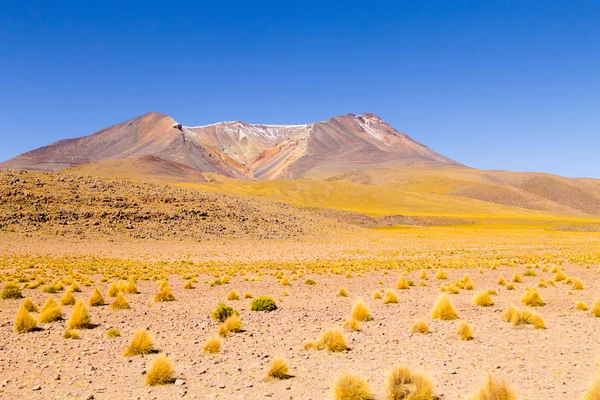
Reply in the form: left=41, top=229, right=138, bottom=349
left=1, top=264, right=599, bottom=399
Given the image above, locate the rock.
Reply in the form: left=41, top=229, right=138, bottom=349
left=175, top=379, right=185, bottom=386
left=32, top=385, right=41, bottom=391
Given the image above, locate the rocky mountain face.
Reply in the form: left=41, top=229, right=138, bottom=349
left=0, top=112, right=460, bottom=180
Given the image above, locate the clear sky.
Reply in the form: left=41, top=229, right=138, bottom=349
left=1, top=1, right=599, bottom=177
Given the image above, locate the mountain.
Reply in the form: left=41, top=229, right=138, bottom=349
left=0, top=112, right=460, bottom=180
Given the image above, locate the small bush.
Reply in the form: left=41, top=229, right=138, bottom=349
left=457, top=321, right=474, bottom=340
left=468, top=374, right=516, bottom=400
left=411, top=319, right=429, bottom=334
left=386, top=365, right=434, bottom=400
left=14, top=304, right=37, bottom=333
left=123, top=329, right=154, bottom=356
left=108, top=282, right=119, bottom=297
left=107, top=328, right=121, bottom=338
left=435, top=269, right=447, bottom=280
left=226, top=290, right=240, bottom=301
left=383, top=290, right=399, bottom=304
left=250, top=296, right=277, bottom=312
left=66, top=300, right=92, bottom=329
left=211, top=302, right=238, bottom=322
left=109, top=293, right=130, bottom=310
left=431, top=294, right=458, bottom=320
left=472, top=290, right=494, bottom=307
left=88, top=288, right=105, bottom=306
left=125, top=279, right=138, bottom=294
left=218, top=314, right=242, bottom=336
left=146, top=355, right=174, bottom=386
left=60, top=290, right=75, bottom=306
left=38, top=298, right=62, bottom=323
left=267, top=357, right=291, bottom=379
left=22, top=297, right=38, bottom=312
left=334, top=372, right=372, bottom=400
left=203, top=336, right=221, bottom=354
left=396, top=277, right=409, bottom=290
left=520, top=287, right=544, bottom=307
left=1, top=282, right=22, bottom=299
left=351, top=299, right=371, bottom=321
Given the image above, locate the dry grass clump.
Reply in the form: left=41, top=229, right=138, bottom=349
left=520, top=287, right=544, bottom=307
left=373, top=291, right=382, bottom=300
left=267, top=357, right=292, bottom=379
left=107, top=327, right=121, bottom=338
left=88, top=288, right=105, bottom=306
left=351, top=298, right=371, bottom=321
left=467, top=374, right=516, bottom=400
left=69, top=282, right=81, bottom=292
left=502, top=305, right=545, bottom=329
left=280, top=276, right=290, bottom=286
left=38, top=298, right=62, bottom=323
left=343, top=318, right=361, bottom=332
left=14, top=303, right=37, bottom=333
left=505, top=283, right=515, bottom=290
left=553, top=270, right=567, bottom=282
left=472, top=290, right=494, bottom=307
left=498, top=277, right=506, bottom=286
left=410, top=319, right=429, bottom=334
left=123, top=329, right=154, bottom=356
left=583, top=373, right=600, bottom=400
left=576, top=301, right=589, bottom=311
left=592, top=298, right=600, bottom=317
left=571, top=278, right=584, bottom=290
left=227, top=290, right=240, bottom=301
left=203, top=336, right=221, bottom=354
left=218, top=314, right=242, bottom=336
left=153, top=281, right=175, bottom=302
left=108, top=282, right=119, bottom=297
left=511, top=272, right=522, bottom=283
left=306, top=328, right=348, bottom=352
left=420, top=270, right=428, bottom=280
left=458, top=274, right=474, bottom=290
left=386, top=365, right=434, bottom=400
left=125, top=279, right=138, bottom=294
left=1, top=282, right=22, bottom=299
left=145, top=355, right=174, bottom=386
left=22, top=297, right=38, bottom=312
left=431, top=294, right=458, bottom=320
left=396, top=276, right=409, bottom=290
left=60, top=290, right=75, bottom=306
left=63, top=329, right=80, bottom=339
left=184, top=280, right=193, bottom=289
left=435, top=269, right=447, bottom=280
left=109, top=293, right=130, bottom=310
left=250, top=296, right=277, bottom=311
left=244, top=291, right=253, bottom=298
left=383, top=290, right=399, bottom=304
left=338, top=287, right=349, bottom=297
left=334, top=372, right=372, bottom=400
left=457, top=321, right=474, bottom=340
left=66, top=300, right=92, bottom=329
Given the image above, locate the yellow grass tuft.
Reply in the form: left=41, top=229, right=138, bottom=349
left=511, top=272, right=522, bottom=283
left=145, top=354, right=174, bottom=386
left=22, top=297, right=38, bottom=312
left=153, top=282, right=175, bottom=302
left=218, top=314, right=242, bottom=336
left=88, top=288, right=105, bottom=306
left=498, top=277, right=506, bottom=286
left=511, top=308, right=546, bottom=329
left=267, top=357, right=291, bottom=379
left=125, top=279, right=138, bottom=294
left=38, top=298, right=62, bottom=323
left=592, top=298, right=600, bottom=317
left=280, top=276, right=290, bottom=286
left=553, top=271, right=567, bottom=282
left=338, top=287, right=349, bottom=297
left=571, top=278, right=584, bottom=290
left=69, top=282, right=81, bottom=292
left=472, top=290, right=494, bottom=307
left=203, top=336, right=221, bottom=354
left=351, top=298, right=371, bottom=321
left=184, top=280, right=193, bottom=289
left=227, top=290, right=240, bottom=301
left=576, top=301, right=589, bottom=311
left=468, top=374, right=516, bottom=400
left=66, top=300, right=92, bottom=329
left=373, top=291, right=382, bottom=300
left=244, top=291, right=253, bottom=298
left=117, top=280, right=127, bottom=292
left=505, top=283, right=515, bottom=290
left=583, top=373, right=600, bottom=400
left=107, top=327, right=121, bottom=338
left=457, top=321, right=474, bottom=340
left=383, top=290, right=399, bottom=304
left=60, top=290, right=75, bottom=306
left=386, top=365, right=434, bottom=400
left=109, top=293, right=130, bottom=310
left=396, top=276, right=409, bottom=290
left=108, top=282, right=119, bottom=297
left=334, top=372, right=372, bottom=400
left=343, top=318, right=361, bottom=332
left=311, top=328, right=348, bottom=352
left=420, top=270, right=428, bottom=280
left=431, top=294, right=458, bottom=320
left=435, top=269, right=447, bottom=280
left=14, top=303, right=37, bottom=333
left=520, top=287, right=544, bottom=307
left=123, top=329, right=154, bottom=356
left=63, top=329, right=79, bottom=339
left=410, top=318, right=429, bottom=334
left=500, top=304, right=518, bottom=322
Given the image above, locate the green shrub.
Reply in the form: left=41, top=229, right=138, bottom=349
left=250, top=296, right=277, bottom=312
left=1, top=283, right=23, bottom=299
left=211, top=302, right=238, bottom=322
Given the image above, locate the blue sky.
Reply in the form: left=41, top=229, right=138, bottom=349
left=1, top=1, right=599, bottom=177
